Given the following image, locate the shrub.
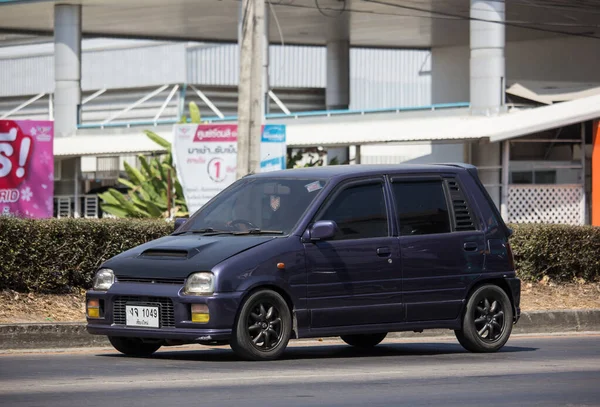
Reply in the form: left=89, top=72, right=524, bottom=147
left=509, top=223, right=600, bottom=283
left=0, top=218, right=598, bottom=294
left=0, top=217, right=171, bottom=293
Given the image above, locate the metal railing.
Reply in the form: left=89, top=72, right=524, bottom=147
left=77, top=101, right=471, bottom=129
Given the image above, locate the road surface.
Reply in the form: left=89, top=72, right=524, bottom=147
left=1, top=334, right=599, bottom=406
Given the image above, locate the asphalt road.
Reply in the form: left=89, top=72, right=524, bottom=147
left=1, top=334, right=599, bottom=407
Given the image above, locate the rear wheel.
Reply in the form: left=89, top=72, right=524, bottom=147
left=108, top=336, right=162, bottom=357
left=341, top=332, right=387, bottom=348
left=455, top=284, right=514, bottom=353
left=230, top=289, right=292, bottom=361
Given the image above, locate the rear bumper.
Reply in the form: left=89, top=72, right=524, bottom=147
left=505, top=277, right=521, bottom=323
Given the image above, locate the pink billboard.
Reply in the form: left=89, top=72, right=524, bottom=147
left=0, top=120, right=54, bottom=218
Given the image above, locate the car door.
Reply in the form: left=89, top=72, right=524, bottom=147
left=304, top=177, right=403, bottom=329
left=391, top=174, right=485, bottom=322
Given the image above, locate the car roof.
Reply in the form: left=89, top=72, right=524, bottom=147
left=248, top=163, right=474, bottom=181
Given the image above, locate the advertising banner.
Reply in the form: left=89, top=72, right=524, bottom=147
left=259, top=124, right=287, bottom=173
left=0, top=120, right=54, bottom=218
left=173, top=123, right=286, bottom=213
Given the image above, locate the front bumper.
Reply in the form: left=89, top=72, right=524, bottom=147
left=85, top=282, right=243, bottom=343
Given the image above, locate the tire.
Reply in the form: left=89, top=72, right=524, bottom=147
left=108, top=336, right=162, bottom=357
left=455, top=284, right=514, bottom=353
left=341, top=332, right=387, bottom=348
left=230, top=289, right=292, bottom=361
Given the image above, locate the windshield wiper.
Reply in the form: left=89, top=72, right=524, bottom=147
left=233, top=228, right=284, bottom=235
left=172, top=228, right=234, bottom=236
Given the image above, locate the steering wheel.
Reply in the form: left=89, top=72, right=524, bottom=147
left=228, top=219, right=259, bottom=231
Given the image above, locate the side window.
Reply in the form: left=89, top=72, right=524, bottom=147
left=392, top=180, right=451, bottom=236
left=318, top=182, right=388, bottom=240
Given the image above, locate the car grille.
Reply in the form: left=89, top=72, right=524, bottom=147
left=116, top=276, right=185, bottom=285
left=112, top=296, right=175, bottom=328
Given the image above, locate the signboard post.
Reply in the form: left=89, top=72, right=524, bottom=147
left=173, top=123, right=286, bottom=214
left=0, top=120, right=54, bottom=218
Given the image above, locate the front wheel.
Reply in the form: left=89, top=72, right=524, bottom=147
left=455, top=284, right=514, bottom=353
left=341, top=332, right=387, bottom=348
left=230, top=289, right=292, bottom=361
left=108, top=336, right=162, bottom=357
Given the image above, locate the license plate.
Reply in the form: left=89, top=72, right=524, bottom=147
left=125, top=305, right=160, bottom=328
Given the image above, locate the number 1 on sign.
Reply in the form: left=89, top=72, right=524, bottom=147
left=208, top=158, right=226, bottom=183
left=214, top=161, right=221, bottom=180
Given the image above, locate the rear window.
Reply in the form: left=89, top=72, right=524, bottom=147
left=392, top=181, right=451, bottom=236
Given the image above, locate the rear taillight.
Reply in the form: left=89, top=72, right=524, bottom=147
left=506, top=241, right=516, bottom=270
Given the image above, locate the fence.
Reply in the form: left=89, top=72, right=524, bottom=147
left=507, top=184, right=585, bottom=225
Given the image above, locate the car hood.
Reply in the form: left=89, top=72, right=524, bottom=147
left=101, top=234, right=275, bottom=279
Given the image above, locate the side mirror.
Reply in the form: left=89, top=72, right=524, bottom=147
left=174, top=217, right=188, bottom=232
left=306, top=220, right=338, bottom=241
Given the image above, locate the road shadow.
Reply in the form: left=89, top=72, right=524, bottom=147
left=97, top=341, right=538, bottom=363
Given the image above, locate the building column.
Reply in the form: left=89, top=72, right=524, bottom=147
left=470, top=0, right=505, bottom=116
left=501, top=140, right=510, bottom=221
left=54, top=4, right=82, bottom=138
left=472, top=141, right=501, bottom=210
left=592, top=120, right=600, bottom=226
left=326, top=40, right=350, bottom=164
left=324, top=12, right=350, bottom=165
left=73, top=156, right=81, bottom=218
left=326, top=39, right=350, bottom=111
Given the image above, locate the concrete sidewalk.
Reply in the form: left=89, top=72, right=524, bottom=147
left=1, top=309, right=599, bottom=350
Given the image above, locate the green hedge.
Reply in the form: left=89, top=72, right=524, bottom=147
left=0, top=218, right=598, bottom=294
left=508, top=223, right=600, bottom=283
left=0, top=218, right=171, bottom=294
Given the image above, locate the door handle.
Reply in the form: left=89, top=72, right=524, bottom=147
left=376, top=247, right=391, bottom=256
left=463, top=242, right=479, bottom=252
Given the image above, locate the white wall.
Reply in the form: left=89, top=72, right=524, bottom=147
left=431, top=46, right=469, bottom=104
left=432, top=37, right=600, bottom=104
left=360, top=142, right=464, bottom=164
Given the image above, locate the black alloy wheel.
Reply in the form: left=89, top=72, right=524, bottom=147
left=231, top=289, right=292, bottom=361
left=455, top=284, right=514, bottom=353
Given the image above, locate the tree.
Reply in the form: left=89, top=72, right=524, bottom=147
left=97, top=102, right=202, bottom=219
left=286, top=147, right=344, bottom=168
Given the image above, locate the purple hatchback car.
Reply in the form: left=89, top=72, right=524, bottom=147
left=86, top=164, right=521, bottom=361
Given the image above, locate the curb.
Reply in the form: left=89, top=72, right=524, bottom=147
left=1, top=309, right=599, bottom=350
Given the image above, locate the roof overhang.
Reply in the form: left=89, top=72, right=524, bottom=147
left=484, top=93, right=600, bottom=143
left=506, top=82, right=600, bottom=105
left=1, top=0, right=599, bottom=49
left=54, top=92, right=600, bottom=156
left=54, top=131, right=173, bottom=157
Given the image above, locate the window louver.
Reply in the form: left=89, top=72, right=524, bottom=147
left=446, top=179, right=477, bottom=231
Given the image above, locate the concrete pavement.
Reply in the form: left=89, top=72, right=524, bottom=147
left=0, top=334, right=599, bottom=406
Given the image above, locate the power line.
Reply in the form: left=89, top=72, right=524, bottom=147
left=314, top=0, right=347, bottom=17
left=360, top=0, right=600, bottom=40
left=230, top=0, right=600, bottom=41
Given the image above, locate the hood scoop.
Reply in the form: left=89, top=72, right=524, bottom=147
left=139, top=248, right=189, bottom=258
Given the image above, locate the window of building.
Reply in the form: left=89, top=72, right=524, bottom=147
left=511, top=170, right=557, bottom=184
left=392, top=181, right=451, bottom=236
left=318, top=182, right=388, bottom=240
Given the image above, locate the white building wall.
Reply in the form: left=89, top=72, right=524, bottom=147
left=431, top=45, right=470, bottom=104
left=360, top=142, right=464, bottom=164
left=432, top=36, right=600, bottom=104
left=1, top=38, right=432, bottom=111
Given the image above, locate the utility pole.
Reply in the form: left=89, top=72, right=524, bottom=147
left=237, top=0, right=265, bottom=179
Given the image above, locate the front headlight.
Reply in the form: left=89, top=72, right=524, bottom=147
left=183, top=272, right=214, bottom=296
left=92, top=268, right=115, bottom=291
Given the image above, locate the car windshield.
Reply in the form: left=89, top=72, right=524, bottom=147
left=177, top=177, right=327, bottom=235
